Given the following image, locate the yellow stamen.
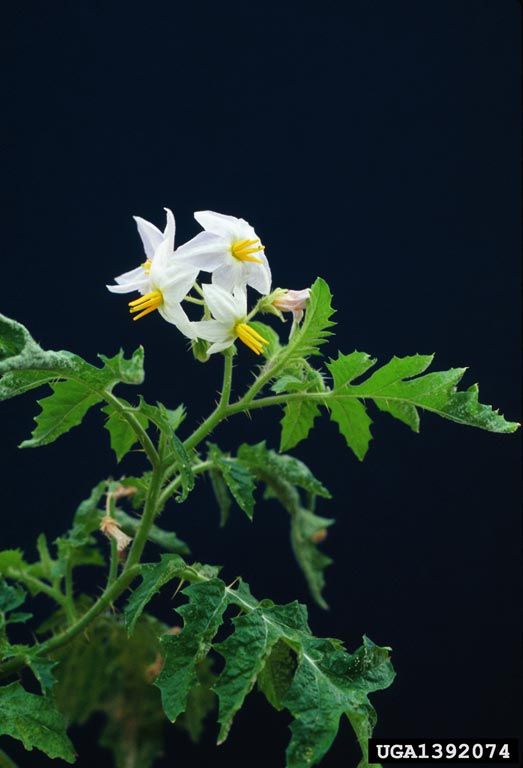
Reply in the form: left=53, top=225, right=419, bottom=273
left=235, top=322, right=269, bottom=355
left=231, top=238, right=264, bottom=264
left=141, top=259, right=152, bottom=273
left=128, top=289, right=163, bottom=321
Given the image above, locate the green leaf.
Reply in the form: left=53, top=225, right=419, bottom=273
left=113, top=509, right=189, bottom=554
left=0, top=551, right=26, bottom=576
left=175, top=658, right=216, bottom=743
left=214, top=603, right=306, bottom=743
left=156, top=579, right=228, bottom=722
left=324, top=352, right=519, bottom=459
left=6, top=612, right=33, bottom=625
left=136, top=397, right=186, bottom=436
left=0, top=581, right=26, bottom=613
left=67, top=481, right=107, bottom=546
left=327, top=397, right=373, bottom=461
left=124, top=554, right=188, bottom=635
left=257, top=640, right=296, bottom=711
left=21, top=380, right=103, bottom=449
left=283, top=636, right=395, bottom=768
left=238, top=442, right=330, bottom=499
left=289, top=508, right=334, bottom=610
left=28, top=656, right=58, bottom=695
left=280, top=399, right=321, bottom=452
left=208, top=444, right=256, bottom=520
left=209, top=467, right=233, bottom=527
left=248, top=321, right=281, bottom=358
left=102, top=401, right=148, bottom=462
left=145, top=565, right=393, bottom=766
left=0, top=313, right=145, bottom=448
left=170, top=435, right=195, bottom=503
left=0, top=682, right=75, bottom=762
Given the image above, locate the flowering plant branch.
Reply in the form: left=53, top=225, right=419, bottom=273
left=0, top=209, right=518, bottom=767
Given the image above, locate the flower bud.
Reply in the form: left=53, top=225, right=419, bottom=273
left=273, top=289, right=311, bottom=323
left=100, top=515, right=133, bottom=553
left=191, top=337, right=210, bottom=363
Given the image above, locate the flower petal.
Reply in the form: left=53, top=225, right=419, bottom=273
left=156, top=263, right=199, bottom=303
left=211, top=262, right=241, bottom=293
left=191, top=319, right=230, bottom=342
left=207, top=339, right=234, bottom=355
left=133, top=216, right=163, bottom=261
left=176, top=231, right=229, bottom=271
left=159, top=302, right=198, bottom=338
left=114, top=266, right=146, bottom=285
left=202, top=283, right=239, bottom=323
left=244, top=255, right=272, bottom=295
left=106, top=278, right=150, bottom=294
left=163, top=207, right=176, bottom=250
left=194, top=210, right=240, bottom=239
left=232, top=286, right=248, bottom=317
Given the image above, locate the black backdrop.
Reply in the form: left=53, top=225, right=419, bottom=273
left=2, top=2, right=521, bottom=766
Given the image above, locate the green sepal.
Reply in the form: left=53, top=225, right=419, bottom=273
left=248, top=321, right=281, bottom=358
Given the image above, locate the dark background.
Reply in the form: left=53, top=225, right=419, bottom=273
left=2, top=1, right=521, bottom=766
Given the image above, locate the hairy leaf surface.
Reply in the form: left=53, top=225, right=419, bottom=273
left=156, top=579, right=229, bottom=722
left=0, top=313, right=144, bottom=448
left=0, top=682, right=75, bottom=763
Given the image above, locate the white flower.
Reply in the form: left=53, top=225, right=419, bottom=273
left=177, top=211, right=272, bottom=296
left=107, top=208, right=198, bottom=330
left=126, top=238, right=198, bottom=328
left=106, top=208, right=176, bottom=296
left=190, top=284, right=269, bottom=355
left=272, top=288, right=310, bottom=323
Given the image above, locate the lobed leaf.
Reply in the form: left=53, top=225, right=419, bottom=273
left=0, top=682, right=75, bottom=763
left=124, top=554, right=188, bottom=635
left=284, top=635, right=395, bottom=768
left=155, top=579, right=229, bottom=722
left=208, top=444, right=256, bottom=520
left=0, top=313, right=145, bottom=448
left=170, top=435, right=195, bottom=503
left=238, top=441, right=330, bottom=499
left=149, top=558, right=393, bottom=766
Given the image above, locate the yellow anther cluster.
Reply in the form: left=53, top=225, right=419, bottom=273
left=128, top=290, right=163, bottom=320
left=231, top=238, right=264, bottom=264
left=235, top=322, right=269, bottom=355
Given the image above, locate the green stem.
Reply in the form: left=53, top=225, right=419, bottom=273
left=124, top=462, right=165, bottom=570
left=64, top=560, right=76, bottom=624
left=229, top=390, right=328, bottom=415
left=218, top=348, right=234, bottom=410
left=0, top=566, right=141, bottom=682
left=182, top=351, right=234, bottom=454
left=8, top=571, right=67, bottom=608
left=107, top=538, right=119, bottom=587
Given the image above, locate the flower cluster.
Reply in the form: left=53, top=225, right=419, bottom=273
left=107, top=209, right=310, bottom=356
